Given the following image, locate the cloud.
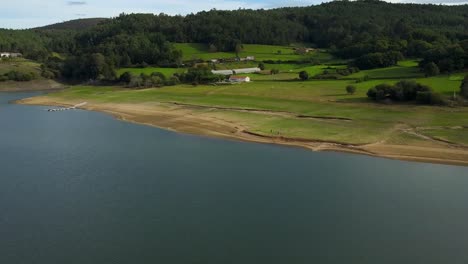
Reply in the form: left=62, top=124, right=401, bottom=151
left=67, top=1, right=87, bottom=5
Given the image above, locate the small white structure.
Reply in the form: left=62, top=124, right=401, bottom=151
left=1, top=52, right=22, bottom=58
left=234, top=67, right=261, bottom=74
left=229, top=76, right=251, bottom=83
left=212, top=67, right=261, bottom=76
left=212, top=69, right=235, bottom=75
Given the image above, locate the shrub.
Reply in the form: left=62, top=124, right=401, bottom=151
left=424, top=62, right=440, bottom=77
left=119, top=71, right=132, bottom=83
left=151, top=72, right=166, bottom=81
left=299, top=71, right=309, bottom=80
left=355, top=75, right=369, bottom=83
left=336, top=68, right=351, bottom=76
left=128, top=75, right=143, bottom=88
left=41, top=70, right=55, bottom=79
left=258, top=63, right=265, bottom=70
left=461, top=75, right=468, bottom=99
left=165, top=76, right=180, bottom=86
left=271, top=69, right=280, bottom=75
left=416, top=91, right=445, bottom=105
left=346, top=85, right=356, bottom=95
left=5, top=71, right=36, bottom=81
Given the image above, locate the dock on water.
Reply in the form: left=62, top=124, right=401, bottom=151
left=47, top=102, right=88, bottom=112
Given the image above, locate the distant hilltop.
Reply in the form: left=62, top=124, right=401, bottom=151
left=36, top=18, right=108, bottom=31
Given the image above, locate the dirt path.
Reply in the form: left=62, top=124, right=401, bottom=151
left=171, top=102, right=352, bottom=121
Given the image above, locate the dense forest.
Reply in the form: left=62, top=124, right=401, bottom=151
left=1, top=0, right=467, bottom=80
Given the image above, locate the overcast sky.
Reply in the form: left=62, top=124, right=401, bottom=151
left=1, top=0, right=466, bottom=29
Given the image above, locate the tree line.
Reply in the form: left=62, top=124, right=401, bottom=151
left=0, top=0, right=467, bottom=81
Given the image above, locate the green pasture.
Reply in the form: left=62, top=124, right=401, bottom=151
left=46, top=71, right=468, bottom=145
left=0, top=58, right=42, bottom=76
left=173, top=43, right=334, bottom=62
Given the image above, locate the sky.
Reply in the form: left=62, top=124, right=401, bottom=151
left=1, top=0, right=466, bottom=29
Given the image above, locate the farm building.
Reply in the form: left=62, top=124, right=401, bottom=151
left=212, top=69, right=235, bottom=75
left=1, top=52, right=22, bottom=58
left=229, top=76, right=251, bottom=83
left=233, top=67, right=261, bottom=74
left=212, top=67, right=261, bottom=76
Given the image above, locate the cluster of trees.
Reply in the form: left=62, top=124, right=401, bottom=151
left=353, top=51, right=403, bottom=70
left=311, top=67, right=360, bottom=80
left=61, top=53, right=116, bottom=81
left=119, top=65, right=224, bottom=88
left=0, top=71, right=37, bottom=82
left=119, top=71, right=180, bottom=88
left=419, top=42, right=468, bottom=75
left=176, top=65, right=224, bottom=85
left=367, top=80, right=444, bottom=105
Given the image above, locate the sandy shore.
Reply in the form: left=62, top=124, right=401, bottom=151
left=18, top=95, right=468, bottom=167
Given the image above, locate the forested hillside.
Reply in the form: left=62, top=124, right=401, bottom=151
left=1, top=0, right=467, bottom=80
left=37, top=18, right=108, bottom=31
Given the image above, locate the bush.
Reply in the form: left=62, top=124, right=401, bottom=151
left=313, top=74, right=338, bottom=80
left=461, top=75, right=468, bottom=99
left=416, top=91, right=445, bottom=105
left=128, top=75, right=143, bottom=88
left=151, top=72, right=166, bottom=81
left=346, top=85, right=356, bottom=95
left=4, top=71, right=36, bottom=82
left=355, top=75, right=369, bottom=83
left=119, top=71, right=132, bottom=83
left=41, top=70, right=55, bottom=79
left=424, top=62, right=440, bottom=77
left=271, top=69, right=280, bottom=75
left=299, top=71, right=309, bottom=80
left=367, top=80, right=443, bottom=105
left=165, top=76, right=180, bottom=86
left=258, top=63, right=265, bottom=70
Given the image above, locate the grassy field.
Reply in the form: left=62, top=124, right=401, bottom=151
left=173, top=43, right=336, bottom=62
left=31, top=46, right=468, bottom=157
left=0, top=58, right=42, bottom=76
left=45, top=69, right=468, bottom=146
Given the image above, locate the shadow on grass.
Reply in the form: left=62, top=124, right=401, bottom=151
left=323, top=93, right=351, bottom=97
left=335, top=97, right=371, bottom=103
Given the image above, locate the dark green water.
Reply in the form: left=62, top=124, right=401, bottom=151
left=0, top=92, right=467, bottom=264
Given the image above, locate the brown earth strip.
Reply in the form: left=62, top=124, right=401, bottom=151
left=17, top=96, right=468, bottom=167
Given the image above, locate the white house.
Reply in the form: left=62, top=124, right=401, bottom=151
left=229, top=76, right=251, bottom=83
left=1, top=52, right=22, bottom=58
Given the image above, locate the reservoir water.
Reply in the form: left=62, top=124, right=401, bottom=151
left=1, top=92, right=467, bottom=264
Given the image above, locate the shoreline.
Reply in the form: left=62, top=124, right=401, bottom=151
left=17, top=96, right=468, bottom=167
